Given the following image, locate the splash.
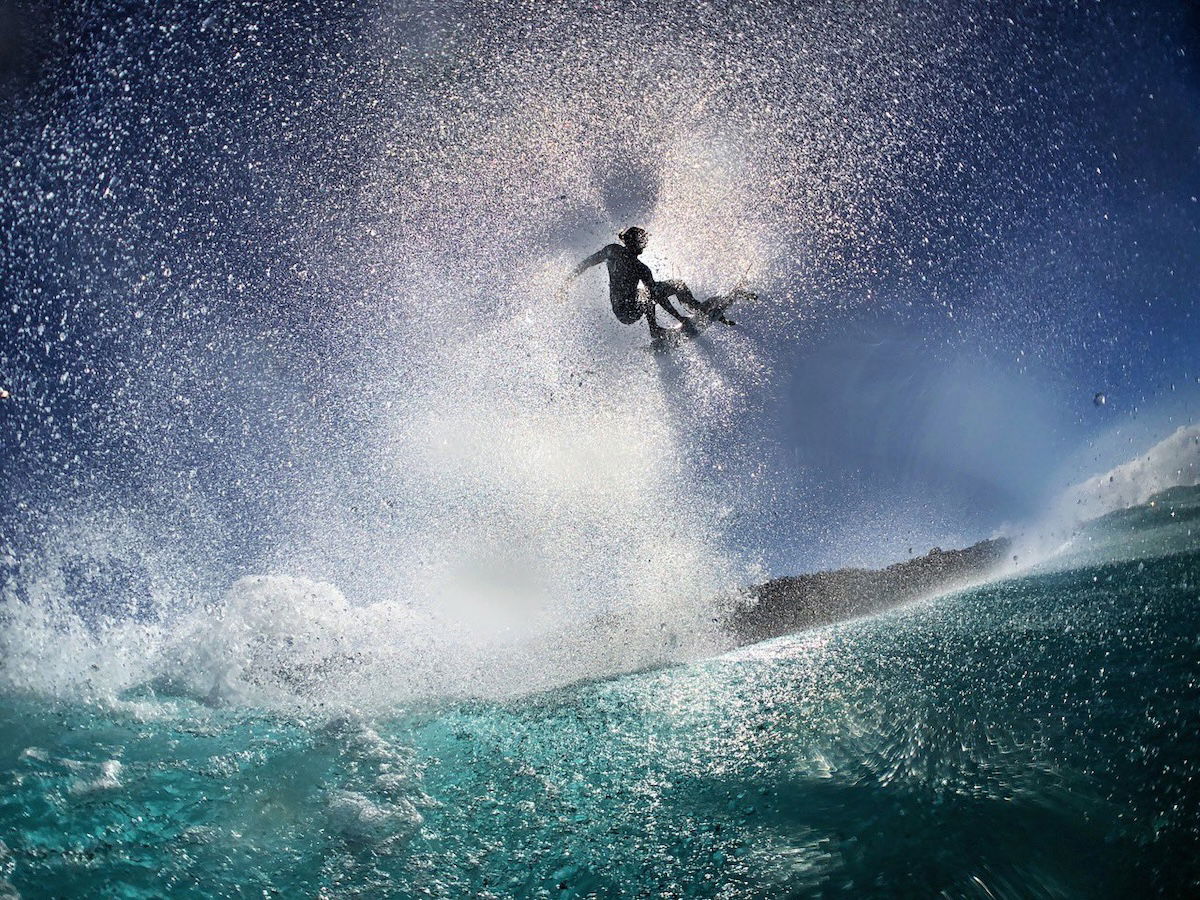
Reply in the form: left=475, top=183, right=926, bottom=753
left=2, top=1, right=867, bottom=707
left=2, top=0, right=1170, bottom=706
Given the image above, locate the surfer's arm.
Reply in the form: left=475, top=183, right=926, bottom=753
left=561, top=246, right=611, bottom=301
left=570, top=246, right=611, bottom=279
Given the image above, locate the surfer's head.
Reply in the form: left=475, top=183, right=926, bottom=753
left=618, top=226, right=649, bottom=254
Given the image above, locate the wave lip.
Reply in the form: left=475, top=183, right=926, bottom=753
left=1060, top=424, right=1200, bottom=522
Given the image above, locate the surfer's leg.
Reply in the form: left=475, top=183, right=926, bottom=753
left=656, top=279, right=702, bottom=314
left=649, top=282, right=689, bottom=324
left=656, top=297, right=691, bottom=325
left=676, top=282, right=703, bottom=314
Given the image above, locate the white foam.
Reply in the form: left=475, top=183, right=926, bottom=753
left=1002, top=423, right=1200, bottom=571
left=1058, top=424, right=1200, bottom=522
left=325, top=791, right=423, bottom=849
left=69, top=759, right=123, bottom=795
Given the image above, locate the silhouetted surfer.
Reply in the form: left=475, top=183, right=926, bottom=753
left=568, top=227, right=692, bottom=332
left=568, top=227, right=744, bottom=342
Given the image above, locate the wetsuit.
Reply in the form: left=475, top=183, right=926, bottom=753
left=573, top=243, right=687, bottom=327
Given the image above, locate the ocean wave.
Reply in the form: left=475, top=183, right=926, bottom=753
left=1059, top=423, right=1200, bottom=522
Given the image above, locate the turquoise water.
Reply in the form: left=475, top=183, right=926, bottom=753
left=2, top=495, right=1198, bottom=898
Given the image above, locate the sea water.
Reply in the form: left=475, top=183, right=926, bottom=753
left=2, top=489, right=1196, bottom=898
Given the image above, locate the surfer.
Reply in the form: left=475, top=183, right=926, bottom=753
left=567, top=227, right=692, bottom=332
